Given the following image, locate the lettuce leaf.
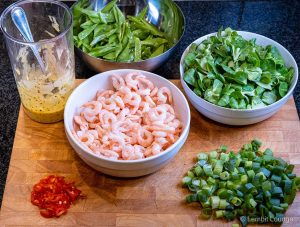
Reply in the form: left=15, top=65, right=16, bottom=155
left=183, top=27, right=294, bottom=109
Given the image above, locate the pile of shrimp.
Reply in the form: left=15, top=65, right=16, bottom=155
left=72, top=72, right=182, bottom=160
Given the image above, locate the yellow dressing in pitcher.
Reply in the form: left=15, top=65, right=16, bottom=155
left=19, top=81, right=74, bottom=123
left=15, top=43, right=75, bottom=123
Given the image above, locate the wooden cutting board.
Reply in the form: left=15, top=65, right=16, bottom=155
left=0, top=80, right=300, bottom=227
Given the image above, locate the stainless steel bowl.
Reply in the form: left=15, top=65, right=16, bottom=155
left=72, top=0, right=185, bottom=72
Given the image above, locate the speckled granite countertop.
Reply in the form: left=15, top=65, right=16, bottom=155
left=0, top=0, right=299, bottom=206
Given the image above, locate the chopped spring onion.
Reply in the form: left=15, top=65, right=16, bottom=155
left=220, top=145, right=228, bottom=152
left=231, top=197, right=242, bottom=206
left=213, top=160, right=223, bottom=175
left=197, top=153, right=208, bottom=161
left=182, top=176, right=191, bottom=186
left=209, top=150, right=218, bottom=160
left=220, top=171, right=230, bottom=180
left=210, top=196, right=220, bottom=209
left=194, top=166, right=203, bottom=176
left=182, top=139, right=300, bottom=226
left=203, top=164, right=213, bottom=176
left=201, top=208, right=212, bottom=219
left=216, top=210, right=224, bottom=218
left=219, top=199, right=228, bottom=209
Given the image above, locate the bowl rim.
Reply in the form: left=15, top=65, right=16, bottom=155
left=179, top=30, right=299, bottom=113
left=64, top=69, right=191, bottom=164
left=71, top=1, right=186, bottom=64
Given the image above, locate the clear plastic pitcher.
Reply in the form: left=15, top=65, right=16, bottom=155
left=0, top=0, right=75, bottom=123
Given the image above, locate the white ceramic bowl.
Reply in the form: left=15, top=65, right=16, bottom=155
left=64, top=69, right=190, bottom=177
left=180, top=31, right=298, bottom=125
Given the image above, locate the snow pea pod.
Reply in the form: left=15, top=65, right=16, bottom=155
left=150, top=45, right=164, bottom=58
left=134, top=37, right=141, bottom=61
left=90, top=28, right=117, bottom=46
left=127, top=16, right=165, bottom=37
left=89, top=45, right=118, bottom=57
left=101, top=0, right=118, bottom=13
left=118, top=41, right=134, bottom=62
left=94, top=24, right=113, bottom=38
left=141, top=38, right=168, bottom=47
left=137, top=6, right=148, bottom=19
left=112, top=6, right=125, bottom=24
left=78, top=24, right=97, bottom=40
left=133, top=29, right=149, bottom=40
left=80, top=20, right=94, bottom=29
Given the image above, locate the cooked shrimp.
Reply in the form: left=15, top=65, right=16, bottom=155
left=149, top=143, right=161, bottom=156
left=100, top=149, right=119, bottom=160
left=74, top=116, right=89, bottom=131
left=127, top=92, right=141, bottom=106
left=136, top=75, right=154, bottom=90
left=137, top=128, right=153, bottom=147
left=76, top=131, right=94, bottom=146
left=99, top=110, right=117, bottom=129
left=137, top=88, right=151, bottom=96
left=112, top=75, right=125, bottom=90
left=145, top=95, right=156, bottom=107
left=155, top=137, right=169, bottom=147
left=157, top=87, right=173, bottom=104
left=142, top=114, right=152, bottom=125
left=127, top=92, right=141, bottom=114
left=122, top=145, right=144, bottom=160
left=164, top=112, right=175, bottom=123
left=72, top=130, right=81, bottom=142
left=82, top=101, right=102, bottom=122
left=88, top=130, right=98, bottom=139
left=153, top=143, right=162, bottom=155
left=112, top=95, right=125, bottom=109
left=100, top=97, right=117, bottom=111
left=119, top=86, right=132, bottom=100
left=134, top=144, right=146, bottom=155
left=95, top=125, right=105, bottom=137
left=121, top=145, right=134, bottom=160
left=96, top=90, right=114, bottom=99
left=150, top=87, right=158, bottom=97
left=82, top=101, right=102, bottom=114
left=88, top=118, right=100, bottom=128
left=168, top=119, right=182, bottom=129
left=147, top=106, right=167, bottom=122
left=74, top=115, right=85, bottom=126
left=152, top=131, right=168, bottom=137
left=125, top=73, right=139, bottom=90
left=149, top=124, right=175, bottom=133
left=73, top=72, right=182, bottom=160
left=125, top=131, right=138, bottom=145
left=127, top=116, right=142, bottom=126
left=107, top=133, right=125, bottom=153
left=139, top=101, right=150, bottom=113
left=159, top=104, right=175, bottom=115
left=117, top=108, right=130, bottom=121
left=112, top=121, right=126, bottom=134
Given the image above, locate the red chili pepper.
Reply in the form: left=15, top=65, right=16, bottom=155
left=31, top=175, right=83, bottom=218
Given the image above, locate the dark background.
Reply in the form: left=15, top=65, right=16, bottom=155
left=0, top=0, right=300, bottom=206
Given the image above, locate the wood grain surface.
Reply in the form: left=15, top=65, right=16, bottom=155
left=0, top=80, right=299, bottom=227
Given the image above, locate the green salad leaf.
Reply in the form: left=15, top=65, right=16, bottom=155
left=183, top=27, right=294, bottom=109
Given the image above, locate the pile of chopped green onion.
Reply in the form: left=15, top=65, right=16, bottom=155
left=182, top=140, right=300, bottom=226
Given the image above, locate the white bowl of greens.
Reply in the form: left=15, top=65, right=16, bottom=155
left=180, top=28, right=298, bottom=125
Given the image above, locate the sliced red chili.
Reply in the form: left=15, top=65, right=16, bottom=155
left=31, top=175, right=83, bottom=218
